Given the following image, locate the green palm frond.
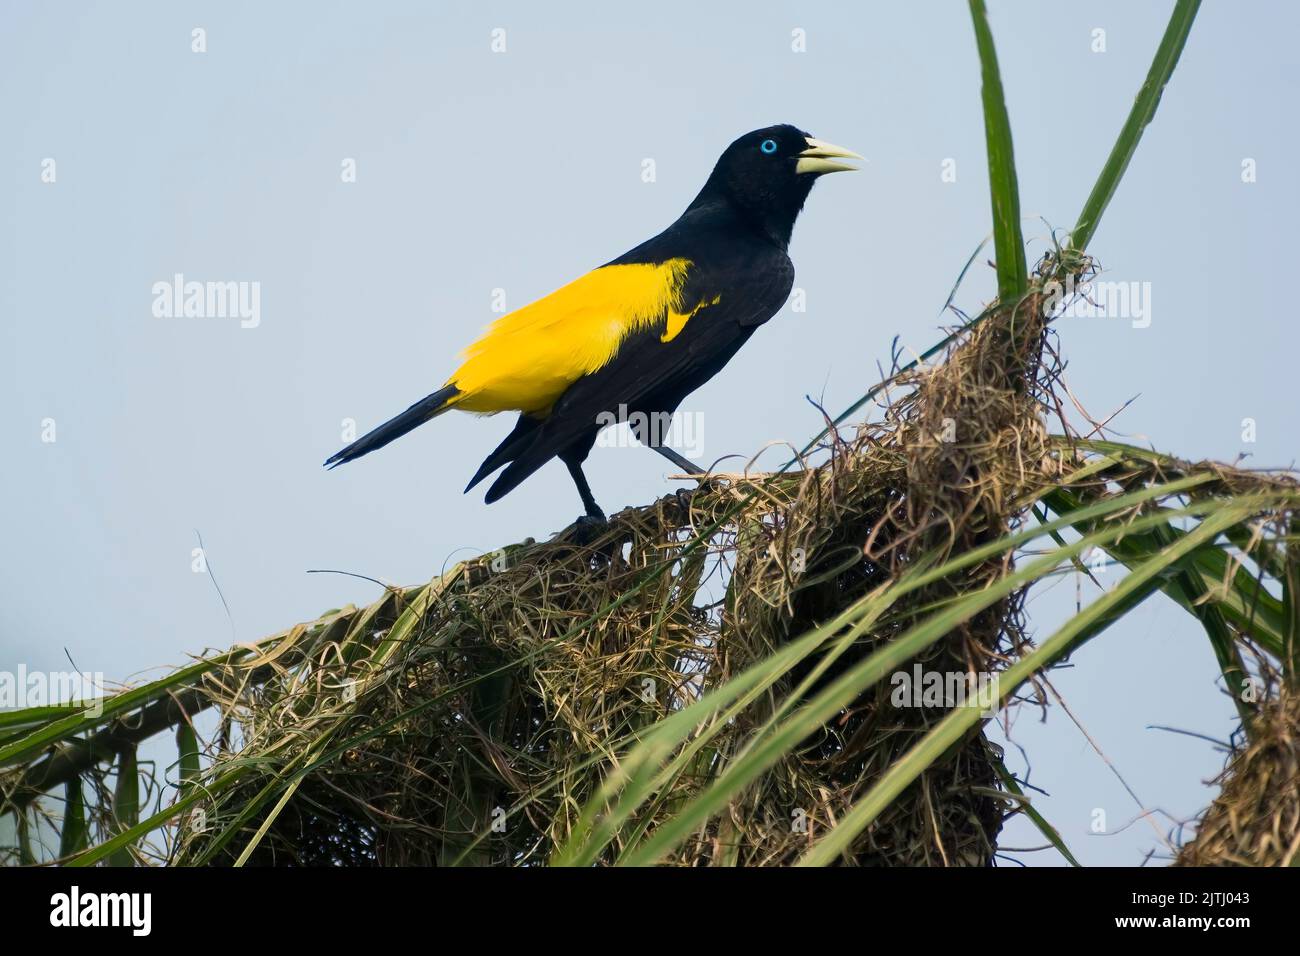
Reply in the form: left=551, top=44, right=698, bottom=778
left=12, top=0, right=1295, bottom=869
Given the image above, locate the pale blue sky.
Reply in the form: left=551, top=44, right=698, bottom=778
left=2, top=0, right=1295, bottom=865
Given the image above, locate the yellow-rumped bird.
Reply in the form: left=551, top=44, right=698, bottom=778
left=325, top=125, right=859, bottom=528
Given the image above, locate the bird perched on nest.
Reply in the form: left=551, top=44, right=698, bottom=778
left=325, top=124, right=859, bottom=533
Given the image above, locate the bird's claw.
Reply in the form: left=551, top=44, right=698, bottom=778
left=567, top=514, right=609, bottom=546
left=673, top=475, right=721, bottom=510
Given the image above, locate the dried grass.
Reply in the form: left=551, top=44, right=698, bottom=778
left=161, top=249, right=1298, bottom=866
left=1176, top=688, right=1300, bottom=866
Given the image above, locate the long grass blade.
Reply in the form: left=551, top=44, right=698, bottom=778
left=994, top=761, right=1081, bottom=867
left=968, top=0, right=1027, bottom=299
left=796, top=506, right=1246, bottom=865
left=1070, top=0, right=1202, bottom=250
left=58, top=777, right=88, bottom=859
left=108, top=746, right=140, bottom=867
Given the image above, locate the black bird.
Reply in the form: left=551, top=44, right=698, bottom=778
left=325, top=125, right=860, bottom=528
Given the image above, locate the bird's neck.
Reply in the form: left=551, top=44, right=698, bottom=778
left=684, top=180, right=812, bottom=251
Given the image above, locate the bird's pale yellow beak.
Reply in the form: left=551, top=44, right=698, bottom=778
left=796, top=137, right=863, bottom=175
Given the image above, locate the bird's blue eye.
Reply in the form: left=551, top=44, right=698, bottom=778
left=760, top=139, right=778, bottom=154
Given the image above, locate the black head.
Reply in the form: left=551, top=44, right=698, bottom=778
left=689, top=124, right=860, bottom=249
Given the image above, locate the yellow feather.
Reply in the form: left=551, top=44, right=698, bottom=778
left=662, top=293, right=721, bottom=343
left=447, top=259, right=692, bottom=415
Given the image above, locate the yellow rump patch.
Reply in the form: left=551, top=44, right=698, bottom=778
left=447, top=259, right=694, bottom=415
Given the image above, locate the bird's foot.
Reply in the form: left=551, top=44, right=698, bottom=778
left=672, top=487, right=694, bottom=518
left=672, top=475, right=724, bottom=510
left=566, top=513, right=609, bottom=547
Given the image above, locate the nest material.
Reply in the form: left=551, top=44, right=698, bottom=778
left=171, top=255, right=1085, bottom=866
left=3, top=239, right=1296, bottom=865
left=1175, top=688, right=1300, bottom=866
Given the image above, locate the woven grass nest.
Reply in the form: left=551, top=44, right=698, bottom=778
left=1176, top=688, right=1300, bottom=866
left=118, top=249, right=1289, bottom=867
left=166, top=249, right=1065, bottom=866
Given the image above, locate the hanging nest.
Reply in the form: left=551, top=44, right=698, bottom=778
left=1175, top=686, right=1300, bottom=866
left=164, top=250, right=1089, bottom=868
left=7, top=246, right=1298, bottom=867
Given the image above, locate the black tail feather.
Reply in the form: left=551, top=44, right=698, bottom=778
left=464, top=414, right=542, bottom=492
left=484, top=451, right=551, bottom=504
left=484, top=438, right=596, bottom=508
left=324, top=385, right=459, bottom=468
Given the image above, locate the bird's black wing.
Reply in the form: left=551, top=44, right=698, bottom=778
left=482, top=251, right=794, bottom=503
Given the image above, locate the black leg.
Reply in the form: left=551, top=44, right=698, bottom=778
left=565, top=459, right=606, bottom=522
left=652, top=444, right=705, bottom=476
